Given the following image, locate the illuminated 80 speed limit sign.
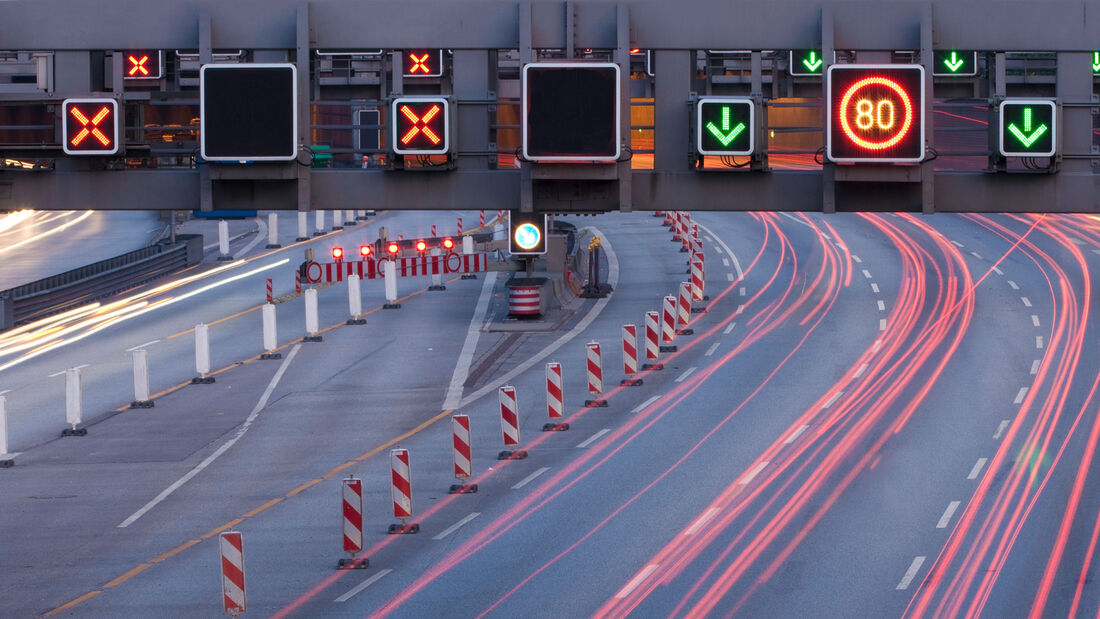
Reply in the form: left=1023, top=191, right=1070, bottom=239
left=827, top=64, right=925, bottom=163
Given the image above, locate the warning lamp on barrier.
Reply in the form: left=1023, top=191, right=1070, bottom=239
left=360, top=245, right=373, bottom=258
left=442, top=238, right=454, bottom=250
left=387, top=242, right=400, bottom=255
left=415, top=240, right=427, bottom=252
left=332, top=247, right=344, bottom=261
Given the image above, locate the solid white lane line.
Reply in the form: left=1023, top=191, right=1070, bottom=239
left=577, top=429, right=610, bottom=448
left=1020, top=297, right=1032, bottom=307
left=724, top=322, right=737, bottom=335
left=1031, top=315, right=1040, bottom=327
left=871, top=283, right=880, bottom=293
left=676, top=367, right=697, bottom=382
left=118, top=344, right=302, bottom=528
left=1030, top=359, right=1041, bottom=375
left=125, top=339, right=161, bottom=352
left=615, top=564, right=660, bottom=599
left=968, top=458, right=988, bottom=480
left=785, top=425, right=810, bottom=444
left=879, top=318, right=888, bottom=331
left=684, top=508, right=721, bottom=536
left=852, top=254, right=862, bottom=263
left=632, top=395, right=660, bottom=413
left=512, top=467, right=550, bottom=489
left=862, top=269, right=873, bottom=279
left=695, top=222, right=744, bottom=280
left=1008, top=280, right=1019, bottom=290
left=897, top=557, right=926, bottom=590
left=705, top=342, right=720, bottom=356
left=722, top=258, right=730, bottom=267
left=432, top=512, right=481, bottom=540
left=854, top=363, right=869, bottom=379
left=443, top=272, right=499, bottom=409
left=739, top=461, right=768, bottom=485
left=937, top=501, right=961, bottom=528
left=994, top=420, right=1010, bottom=440
left=1036, top=336, right=1044, bottom=349
left=335, top=569, right=392, bottom=603
left=823, top=392, right=843, bottom=409
left=1014, top=387, right=1029, bottom=405
left=877, top=300, right=886, bottom=311
left=727, top=273, right=735, bottom=282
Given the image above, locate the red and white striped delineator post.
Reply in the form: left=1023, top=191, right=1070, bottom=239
left=456, top=216, right=463, bottom=235
left=265, top=278, right=273, bottom=303
left=663, top=211, right=673, bottom=227
left=585, top=341, right=609, bottom=407
left=671, top=212, right=682, bottom=242
left=620, top=325, right=643, bottom=386
left=388, top=448, right=419, bottom=534
left=479, top=210, right=486, bottom=228
left=542, top=362, right=569, bottom=432
left=337, top=477, right=369, bottom=569
left=678, top=282, right=695, bottom=335
left=661, top=296, right=678, bottom=352
left=219, top=531, right=246, bottom=616
left=294, top=269, right=302, bottom=294
left=497, top=386, right=528, bottom=459
left=643, top=310, right=664, bottom=369
left=690, top=256, right=708, bottom=308
left=431, top=224, right=437, bottom=237
left=679, top=219, right=691, bottom=253
left=449, top=414, right=478, bottom=494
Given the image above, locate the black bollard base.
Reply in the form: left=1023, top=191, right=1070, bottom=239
left=620, top=378, right=644, bottom=387
left=61, top=427, right=88, bottom=437
left=585, top=399, right=609, bottom=408
left=448, top=483, right=479, bottom=494
left=659, top=345, right=678, bottom=353
left=642, top=362, right=664, bottom=370
left=191, top=376, right=216, bottom=384
left=129, top=400, right=155, bottom=409
left=346, top=318, right=367, bottom=325
left=387, top=523, right=420, bottom=535
left=542, top=422, right=570, bottom=432
left=337, top=557, right=369, bottom=570
left=260, top=352, right=283, bottom=360
left=498, top=450, right=528, bottom=460
left=303, top=335, right=323, bottom=342
left=383, top=303, right=402, bottom=310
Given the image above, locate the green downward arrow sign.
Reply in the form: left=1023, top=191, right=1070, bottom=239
left=1007, top=107, right=1048, bottom=148
left=943, top=51, right=965, bottom=72
left=1092, top=51, right=1100, bottom=73
left=802, top=51, right=823, bottom=72
left=705, top=106, right=746, bottom=147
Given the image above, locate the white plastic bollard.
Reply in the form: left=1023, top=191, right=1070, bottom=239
left=304, top=288, right=321, bottom=340
left=0, top=395, right=11, bottom=462
left=357, top=209, right=366, bottom=220
left=194, top=323, right=213, bottom=383
left=266, top=213, right=280, bottom=248
left=346, top=275, right=366, bottom=324
left=330, top=210, right=342, bottom=231
left=217, top=220, right=232, bottom=261
left=462, top=234, right=474, bottom=255
left=65, top=367, right=83, bottom=433
left=345, top=209, right=355, bottom=225
left=297, top=211, right=308, bottom=241
left=261, top=303, right=280, bottom=358
left=315, top=210, right=325, bottom=236
left=131, top=348, right=153, bottom=408
left=383, top=260, right=400, bottom=308
left=429, top=248, right=444, bottom=290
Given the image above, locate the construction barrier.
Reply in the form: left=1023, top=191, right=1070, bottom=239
left=585, top=341, right=607, bottom=407
left=261, top=303, right=280, bottom=360
left=304, top=288, right=322, bottom=341
left=193, top=323, right=214, bottom=383
left=265, top=278, right=273, bottom=303
left=130, top=348, right=153, bottom=408
left=0, top=395, right=11, bottom=467
left=621, top=325, right=642, bottom=386
left=543, top=361, right=569, bottom=431
left=644, top=310, right=664, bottom=368
left=300, top=253, right=488, bottom=285
left=661, top=296, right=678, bottom=352
left=388, top=448, right=418, bottom=533
left=267, top=213, right=280, bottom=248
left=691, top=256, right=707, bottom=306
left=456, top=216, right=462, bottom=235
left=449, top=414, right=478, bottom=493
left=678, top=282, right=694, bottom=335
left=507, top=284, right=541, bottom=317
left=338, top=477, right=368, bottom=568
left=346, top=274, right=366, bottom=324
left=219, top=531, right=246, bottom=616
left=498, top=386, right=526, bottom=459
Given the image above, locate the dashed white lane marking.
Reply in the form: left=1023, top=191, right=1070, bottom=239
left=1036, top=336, right=1044, bottom=349
left=994, top=420, right=1010, bottom=440
left=970, top=251, right=982, bottom=260
left=714, top=245, right=725, bottom=255
left=879, top=318, right=888, bottom=331
left=727, top=273, right=735, bottom=282
left=684, top=508, right=721, bottom=536
left=432, top=512, right=481, bottom=540
left=705, top=342, right=720, bottom=356
left=1030, top=359, right=1041, bottom=375
left=968, top=458, right=988, bottom=480
left=937, top=501, right=961, bottom=528
left=1031, top=315, right=1041, bottom=327
left=1093, top=249, right=1100, bottom=256
left=512, top=467, right=551, bottom=489
left=952, top=240, right=964, bottom=248
left=897, top=556, right=926, bottom=590
left=740, top=287, right=746, bottom=297
left=871, top=283, right=880, bottom=293
left=852, top=254, right=862, bottom=263
left=705, top=235, right=714, bottom=243
left=722, top=258, right=730, bottom=267
left=736, top=304, right=744, bottom=315
left=724, top=322, right=737, bottom=334
left=676, top=367, right=697, bottom=382
left=862, top=269, right=873, bottom=279
left=823, top=392, right=843, bottom=409
left=992, top=266, right=1004, bottom=276
left=785, top=425, right=810, bottom=444
left=335, top=569, right=393, bottom=603
left=854, top=363, right=869, bottom=379
left=1014, top=387, right=1029, bottom=405
left=739, top=461, right=769, bottom=485
left=1008, top=280, right=1020, bottom=290
left=615, top=564, right=660, bottom=599
left=873, top=339, right=883, bottom=352
left=577, top=429, right=611, bottom=448
left=877, top=300, right=886, bottom=311
left=1021, top=297, right=1032, bottom=307
left=633, top=395, right=660, bottom=413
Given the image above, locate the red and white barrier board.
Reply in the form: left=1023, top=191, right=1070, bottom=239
left=662, top=296, right=677, bottom=343
left=645, top=311, right=660, bottom=360
left=546, top=362, right=563, bottom=419
left=391, top=448, right=413, bottom=520
left=586, top=341, right=604, bottom=396
left=219, top=531, right=246, bottom=616
left=499, top=386, right=520, bottom=447
left=622, top=325, right=638, bottom=376
left=678, top=282, right=691, bottom=329
left=452, top=414, right=472, bottom=480
left=691, top=257, right=705, bottom=302
left=302, top=253, right=488, bottom=284
left=342, top=478, right=364, bottom=553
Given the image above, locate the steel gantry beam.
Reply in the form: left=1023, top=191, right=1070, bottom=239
left=0, top=0, right=1098, bottom=213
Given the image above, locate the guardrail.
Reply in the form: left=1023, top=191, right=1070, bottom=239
left=0, top=234, right=204, bottom=331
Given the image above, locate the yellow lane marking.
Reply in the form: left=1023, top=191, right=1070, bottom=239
left=103, top=563, right=151, bottom=589
left=201, top=518, right=245, bottom=539
left=168, top=305, right=262, bottom=339
left=286, top=478, right=322, bottom=497
left=243, top=498, right=283, bottom=518
left=43, top=590, right=102, bottom=616
left=150, top=539, right=200, bottom=563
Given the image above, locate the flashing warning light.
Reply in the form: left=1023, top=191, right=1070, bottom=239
left=998, top=99, right=1056, bottom=157
left=360, top=244, right=373, bottom=257
left=508, top=212, right=548, bottom=255
left=696, top=97, right=755, bottom=156
left=390, top=97, right=450, bottom=155
left=442, top=238, right=454, bottom=250
left=522, top=63, right=621, bottom=162
left=826, top=65, right=924, bottom=163
left=332, top=246, right=344, bottom=261
left=415, top=240, right=427, bottom=252
left=124, top=50, right=163, bottom=80
left=387, top=242, right=400, bottom=254
left=403, top=49, right=444, bottom=77
left=62, top=98, right=119, bottom=155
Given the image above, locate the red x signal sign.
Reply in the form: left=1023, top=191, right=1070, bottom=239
left=402, top=49, right=444, bottom=77
left=62, top=98, right=119, bottom=155
left=391, top=96, right=450, bottom=155
left=123, top=50, right=163, bottom=80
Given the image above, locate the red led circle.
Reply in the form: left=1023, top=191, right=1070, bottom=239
left=838, top=77, right=913, bottom=151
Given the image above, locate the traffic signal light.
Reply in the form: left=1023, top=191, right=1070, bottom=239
left=509, top=212, right=548, bottom=255
left=359, top=244, right=372, bottom=258
left=62, top=98, right=119, bottom=155
left=332, top=246, right=344, bottom=261
left=827, top=65, right=925, bottom=163
left=696, top=97, right=755, bottom=156
left=200, top=64, right=298, bottom=161
left=442, top=238, right=454, bottom=250
left=998, top=99, right=1056, bottom=158
left=390, top=96, right=451, bottom=155
left=402, top=50, right=444, bottom=77
left=522, top=63, right=621, bottom=162
left=124, top=51, right=163, bottom=80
